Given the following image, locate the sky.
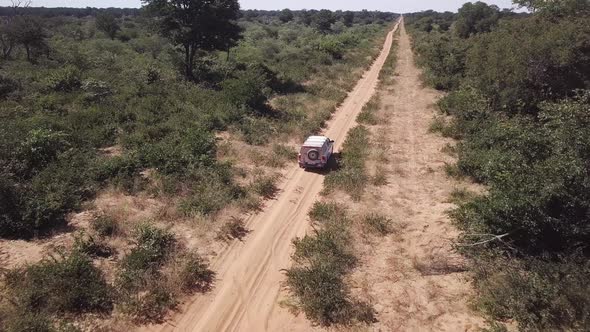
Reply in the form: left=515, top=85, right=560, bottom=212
left=1, top=0, right=522, bottom=13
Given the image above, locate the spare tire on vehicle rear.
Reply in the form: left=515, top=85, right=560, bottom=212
left=307, top=149, right=319, bottom=161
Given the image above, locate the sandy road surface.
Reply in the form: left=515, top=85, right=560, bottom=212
left=348, top=21, right=484, bottom=331
left=141, top=20, right=401, bottom=332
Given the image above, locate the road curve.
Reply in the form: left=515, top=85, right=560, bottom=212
left=142, top=19, right=401, bottom=332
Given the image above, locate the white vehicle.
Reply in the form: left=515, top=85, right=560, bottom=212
left=298, top=135, right=334, bottom=169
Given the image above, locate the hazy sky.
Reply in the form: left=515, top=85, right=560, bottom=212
left=2, top=0, right=522, bottom=12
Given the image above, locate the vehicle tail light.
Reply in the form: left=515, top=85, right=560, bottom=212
left=321, top=156, right=326, bottom=162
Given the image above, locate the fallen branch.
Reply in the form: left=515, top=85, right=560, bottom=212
left=457, top=232, right=511, bottom=247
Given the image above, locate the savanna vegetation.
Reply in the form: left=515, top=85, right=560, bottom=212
left=407, top=1, right=590, bottom=330
left=0, top=1, right=397, bottom=330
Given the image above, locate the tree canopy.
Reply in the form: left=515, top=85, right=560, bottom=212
left=143, top=0, right=242, bottom=79
left=455, top=1, right=500, bottom=38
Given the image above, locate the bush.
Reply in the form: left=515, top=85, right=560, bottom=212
left=286, top=201, right=374, bottom=326
left=3, top=252, right=113, bottom=316
left=121, top=224, right=175, bottom=275
left=72, top=233, right=113, bottom=258
left=308, top=201, right=346, bottom=224
left=178, top=253, right=215, bottom=292
left=217, top=217, right=249, bottom=241
left=91, top=214, right=118, bottom=237
left=179, top=167, right=244, bottom=216
left=120, top=284, right=175, bottom=323
left=472, top=256, right=590, bottom=331
left=238, top=116, right=276, bottom=146
left=44, top=66, right=81, bottom=92
left=362, top=213, right=393, bottom=235
left=249, top=174, right=278, bottom=199
left=116, top=224, right=178, bottom=322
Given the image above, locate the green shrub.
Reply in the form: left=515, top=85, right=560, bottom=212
left=286, top=262, right=374, bottom=326
left=179, top=167, right=244, bottom=216
left=138, top=126, right=217, bottom=175
left=120, top=224, right=175, bottom=277
left=286, top=202, right=374, bottom=326
left=472, top=256, right=590, bottom=331
left=178, top=253, right=215, bottom=292
left=91, top=214, right=118, bottom=237
left=119, top=283, right=175, bottom=323
left=249, top=174, right=278, bottom=199
left=44, top=66, right=81, bottom=92
left=72, top=233, right=113, bottom=258
left=238, top=116, right=276, bottom=146
left=308, top=201, right=346, bottom=224
left=116, top=225, right=177, bottom=322
left=3, top=252, right=113, bottom=316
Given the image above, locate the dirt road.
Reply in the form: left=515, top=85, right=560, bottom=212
left=347, top=21, right=484, bottom=331
left=142, top=20, right=401, bottom=332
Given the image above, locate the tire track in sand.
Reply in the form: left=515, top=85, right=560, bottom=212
left=141, top=19, right=401, bottom=332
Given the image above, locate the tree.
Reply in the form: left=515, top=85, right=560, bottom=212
left=513, top=0, right=590, bottom=16
left=12, top=15, right=47, bottom=63
left=95, top=12, right=120, bottom=40
left=143, top=0, right=242, bottom=80
left=455, top=1, right=500, bottom=38
left=342, top=11, right=354, bottom=27
left=279, top=8, right=294, bottom=23
left=300, top=10, right=313, bottom=26
left=314, top=9, right=335, bottom=33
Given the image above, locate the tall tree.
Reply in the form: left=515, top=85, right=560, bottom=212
left=279, top=8, right=294, bottom=23
left=455, top=1, right=500, bottom=38
left=342, top=11, right=355, bottom=27
left=143, top=0, right=241, bottom=80
left=314, top=9, right=335, bottom=33
left=95, top=12, right=120, bottom=40
left=513, top=0, right=590, bottom=16
left=12, top=15, right=47, bottom=63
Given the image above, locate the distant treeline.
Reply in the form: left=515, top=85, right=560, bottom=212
left=0, top=6, right=141, bottom=17
left=0, top=6, right=397, bottom=21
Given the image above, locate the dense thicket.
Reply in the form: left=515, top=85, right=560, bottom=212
left=407, top=2, right=590, bottom=330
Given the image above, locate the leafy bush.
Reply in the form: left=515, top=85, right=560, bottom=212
left=249, top=174, right=278, bottom=199
left=3, top=252, right=113, bottom=316
left=91, top=214, right=118, bottom=237
left=472, top=256, right=590, bottom=331
left=72, top=233, right=113, bottom=258
left=44, top=66, right=81, bottom=92
left=178, top=253, right=215, bottom=292
left=116, top=224, right=176, bottom=321
left=286, top=203, right=374, bottom=326
left=120, top=224, right=175, bottom=277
